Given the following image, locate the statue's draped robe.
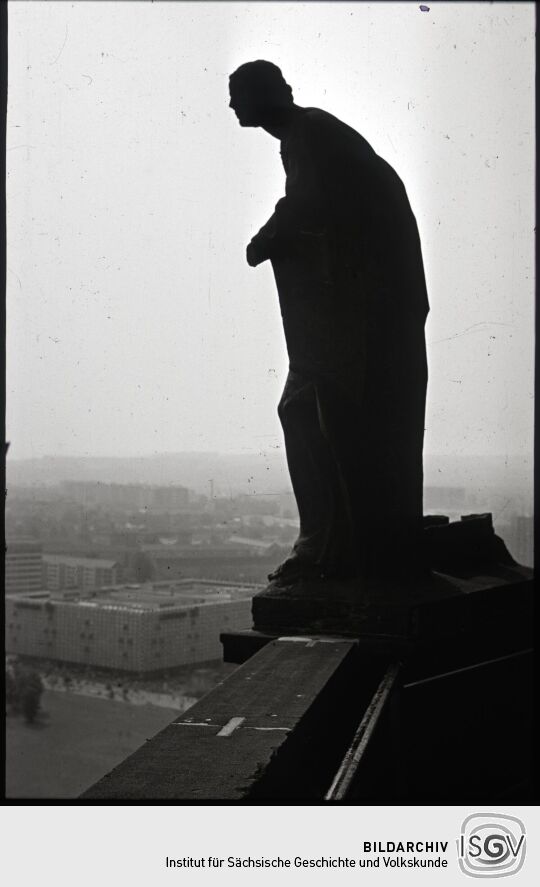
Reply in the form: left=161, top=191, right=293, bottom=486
left=251, top=108, right=429, bottom=576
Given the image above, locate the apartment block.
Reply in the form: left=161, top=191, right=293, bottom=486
left=5, top=539, right=43, bottom=595
left=43, top=555, right=119, bottom=591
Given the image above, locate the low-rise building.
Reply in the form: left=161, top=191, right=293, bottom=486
left=5, top=539, right=43, bottom=595
left=43, top=555, right=119, bottom=591
left=5, top=579, right=258, bottom=672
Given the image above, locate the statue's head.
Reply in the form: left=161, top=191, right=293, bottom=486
left=229, top=60, right=294, bottom=126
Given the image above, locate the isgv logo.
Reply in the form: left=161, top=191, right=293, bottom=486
left=458, top=814, right=526, bottom=878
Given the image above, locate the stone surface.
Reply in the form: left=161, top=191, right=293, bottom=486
left=252, top=563, right=532, bottom=638
left=82, top=561, right=533, bottom=800
left=424, top=512, right=516, bottom=573
left=253, top=514, right=528, bottom=637
left=81, top=508, right=533, bottom=801
left=81, top=636, right=381, bottom=800
left=220, top=629, right=275, bottom=664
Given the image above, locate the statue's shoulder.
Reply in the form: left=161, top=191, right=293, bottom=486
left=302, top=106, right=331, bottom=122
left=299, top=107, right=375, bottom=155
left=300, top=106, right=344, bottom=132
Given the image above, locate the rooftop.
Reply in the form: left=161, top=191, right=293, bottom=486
left=43, top=554, right=118, bottom=569
left=6, top=538, right=43, bottom=553
left=6, top=578, right=261, bottom=613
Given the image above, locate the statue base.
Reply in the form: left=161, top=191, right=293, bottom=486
left=252, top=563, right=532, bottom=638
left=252, top=513, right=532, bottom=640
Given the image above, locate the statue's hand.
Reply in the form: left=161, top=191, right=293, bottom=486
left=246, top=242, right=261, bottom=267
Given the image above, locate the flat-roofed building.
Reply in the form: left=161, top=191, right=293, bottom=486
left=5, top=579, right=258, bottom=671
left=5, top=539, right=43, bottom=595
left=43, top=555, right=119, bottom=591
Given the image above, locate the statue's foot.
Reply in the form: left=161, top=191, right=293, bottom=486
left=268, top=555, right=358, bottom=587
left=319, top=562, right=358, bottom=581
left=267, top=555, right=322, bottom=586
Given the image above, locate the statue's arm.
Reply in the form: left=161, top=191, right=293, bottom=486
left=248, top=121, right=325, bottom=266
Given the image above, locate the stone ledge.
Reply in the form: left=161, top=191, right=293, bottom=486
left=81, top=637, right=384, bottom=800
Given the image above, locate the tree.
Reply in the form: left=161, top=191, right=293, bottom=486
left=5, top=667, right=18, bottom=713
left=22, top=688, right=41, bottom=724
left=7, top=662, right=44, bottom=724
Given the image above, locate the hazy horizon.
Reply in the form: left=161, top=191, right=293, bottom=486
left=6, top=447, right=535, bottom=462
left=7, top=449, right=533, bottom=501
left=7, top=2, right=535, bottom=463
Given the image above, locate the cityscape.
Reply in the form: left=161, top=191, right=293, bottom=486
left=6, top=451, right=533, bottom=669
left=5, top=464, right=534, bottom=798
left=5, top=450, right=533, bottom=798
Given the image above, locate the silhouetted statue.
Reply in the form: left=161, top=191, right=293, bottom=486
left=229, top=61, right=429, bottom=586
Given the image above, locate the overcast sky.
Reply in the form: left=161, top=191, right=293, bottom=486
left=6, top=1, right=535, bottom=464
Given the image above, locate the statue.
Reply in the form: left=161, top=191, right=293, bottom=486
left=229, top=61, right=429, bottom=588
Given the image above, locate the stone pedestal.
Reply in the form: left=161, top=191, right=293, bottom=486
left=251, top=564, right=532, bottom=638
left=251, top=513, right=531, bottom=639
